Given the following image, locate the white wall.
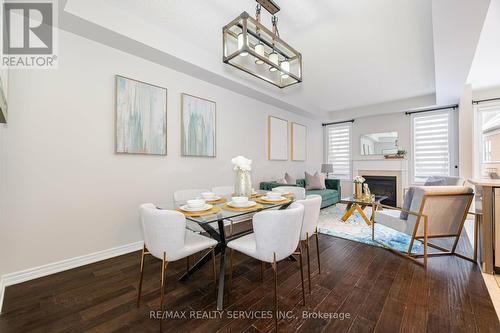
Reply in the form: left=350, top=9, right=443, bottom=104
left=0, top=30, right=323, bottom=278
left=459, top=84, right=474, bottom=180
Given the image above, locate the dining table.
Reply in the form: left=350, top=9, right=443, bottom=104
left=156, top=191, right=294, bottom=310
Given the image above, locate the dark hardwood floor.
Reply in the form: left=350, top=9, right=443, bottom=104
left=1, top=234, right=499, bottom=333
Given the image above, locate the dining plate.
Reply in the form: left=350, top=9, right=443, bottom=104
left=260, top=196, right=285, bottom=202
left=179, top=204, right=213, bottom=212
left=204, top=196, right=222, bottom=201
left=273, top=191, right=291, bottom=195
left=227, top=201, right=257, bottom=208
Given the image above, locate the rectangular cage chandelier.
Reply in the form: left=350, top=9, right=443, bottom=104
left=222, top=1, right=302, bottom=89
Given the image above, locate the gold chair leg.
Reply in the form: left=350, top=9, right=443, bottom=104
left=305, top=233, right=311, bottom=293
left=272, top=253, right=278, bottom=332
left=298, top=242, right=306, bottom=306
left=160, top=252, right=168, bottom=331
left=137, top=244, right=147, bottom=308
left=261, top=261, right=265, bottom=283
left=229, top=248, right=234, bottom=290
left=211, top=248, right=217, bottom=289
left=315, top=228, right=321, bottom=274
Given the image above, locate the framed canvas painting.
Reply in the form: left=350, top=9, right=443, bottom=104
left=181, top=93, right=216, bottom=157
left=291, top=122, right=307, bottom=161
left=0, top=68, right=8, bottom=124
left=268, top=116, right=288, bottom=160
left=115, top=75, right=167, bottom=155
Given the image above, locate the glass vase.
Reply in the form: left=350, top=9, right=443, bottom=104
left=234, top=169, right=252, bottom=198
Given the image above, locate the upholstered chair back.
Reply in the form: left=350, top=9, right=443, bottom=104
left=252, top=202, right=304, bottom=262
left=211, top=186, right=234, bottom=198
left=173, top=189, right=210, bottom=203
left=295, top=195, right=322, bottom=240
left=139, top=203, right=186, bottom=260
left=274, top=186, right=306, bottom=200
left=406, top=186, right=473, bottom=238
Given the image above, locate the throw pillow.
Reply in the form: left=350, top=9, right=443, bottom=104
left=399, top=187, right=415, bottom=220
left=314, top=172, right=327, bottom=189
left=305, top=172, right=325, bottom=190
left=285, top=172, right=296, bottom=185
left=424, top=176, right=446, bottom=186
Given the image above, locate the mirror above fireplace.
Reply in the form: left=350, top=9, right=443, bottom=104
left=360, top=131, right=398, bottom=156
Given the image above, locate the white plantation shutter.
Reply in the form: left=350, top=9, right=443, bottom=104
left=411, top=110, right=455, bottom=183
left=326, top=123, right=351, bottom=179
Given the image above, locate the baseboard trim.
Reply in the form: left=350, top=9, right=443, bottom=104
left=0, top=240, right=143, bottom=314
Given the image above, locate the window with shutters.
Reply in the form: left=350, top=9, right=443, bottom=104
left=325, top=123, right=351, bottom=180
left=411, top=110, right=457, bottom=183
left=475, top=101, right=500, bottom=178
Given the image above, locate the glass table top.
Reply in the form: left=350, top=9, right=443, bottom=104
left=341, top=195, right=388, bottom=205
left=157, top=194, right=294, bottom=224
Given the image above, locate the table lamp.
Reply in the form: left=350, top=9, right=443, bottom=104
left=321, top=164, right=333, bottom=178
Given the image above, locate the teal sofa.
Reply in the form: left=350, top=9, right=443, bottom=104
left=259, top=178, right=341, bottom=209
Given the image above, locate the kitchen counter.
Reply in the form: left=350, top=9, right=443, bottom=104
left=468, top=179, right=500, bottom=274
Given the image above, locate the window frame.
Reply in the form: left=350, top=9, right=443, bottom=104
left=410, top=109, right=458, bottom=185
left=323, top=122, right=352, bottom=180
left=474, top=101, right=500, bottom=178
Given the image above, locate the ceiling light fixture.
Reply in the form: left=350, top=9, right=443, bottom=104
left=222, top=0, right=302, bottom=88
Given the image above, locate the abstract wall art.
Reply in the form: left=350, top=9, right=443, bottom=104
left=181, top=93, right=216, bottom=157
left=115, top=75, right=167, bottom=155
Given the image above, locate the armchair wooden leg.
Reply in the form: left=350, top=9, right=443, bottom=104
left=474, top=214, right=479, bottom=262
left=423, top=216, right=428, bottom=268
left=315, top=228, right=321, bottom=274
left=298, top=242, right=306, bottom=306
left=261, top=261, right=265, bottom=283
left=272, top=253, right=278, bottom=332
left=211, top=248, right=217, bottom=290
left=137, top=244, right=147, bottom=308
left=305, top=234, right=311, bottom=293
left=160, top=252, right=168, bottom=332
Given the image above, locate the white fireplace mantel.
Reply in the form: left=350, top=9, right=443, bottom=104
left=352, top=159, right=408, bottom=206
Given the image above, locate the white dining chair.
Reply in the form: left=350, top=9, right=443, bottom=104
left=137, top=204, right=218, bottom=330
left=173, top=189, right=210, bottom=233
left=173, top=189, right=210, bottom=203
left=274, top=186, right=306, bottom=200
left=227, top=203, right=305, bottom=331
left=294, top=195, right=322, bottom=293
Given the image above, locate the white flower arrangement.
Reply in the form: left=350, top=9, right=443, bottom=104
left=353, top=176, right=365, bottom=183
left=231, top=156, right=252, bottom=171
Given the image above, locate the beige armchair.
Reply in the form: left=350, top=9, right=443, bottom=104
left=373, top=186, right=479, bottom=268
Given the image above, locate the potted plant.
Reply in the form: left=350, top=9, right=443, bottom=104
left=397, top=149, right=407, bottom=158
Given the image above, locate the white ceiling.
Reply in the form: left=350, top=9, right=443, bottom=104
left=468, top=0, right=500, bottom=89
left=64, top=0, right=437, bottom=117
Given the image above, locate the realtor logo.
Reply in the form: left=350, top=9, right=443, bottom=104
left=1, top=0, right=58, bottom=68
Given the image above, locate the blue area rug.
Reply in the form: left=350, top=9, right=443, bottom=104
left=318, top=204, right=422, bottom=253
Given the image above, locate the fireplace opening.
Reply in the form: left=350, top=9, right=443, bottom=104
left=362, top=175, right=397, bottom=207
